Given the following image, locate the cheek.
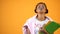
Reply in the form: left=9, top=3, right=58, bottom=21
left=42, top=9, right=46, bottom=12
left=36, top=9, right=46, bottom=13
left=36, top=10, right=40, bottom=12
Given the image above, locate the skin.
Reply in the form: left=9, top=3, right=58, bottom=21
left=24, top=4, right=48, bottom=34
left=36, top=4, right=46, bottom=21
left=36, top=4, right=48, bottom=34
left=24, top=25, right=31, bottom=34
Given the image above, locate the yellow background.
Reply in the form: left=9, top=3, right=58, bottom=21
left=0, top=0, right=60, bottom=34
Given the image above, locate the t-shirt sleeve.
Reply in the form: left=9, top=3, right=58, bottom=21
left=22, top=20, right=30, bottom=34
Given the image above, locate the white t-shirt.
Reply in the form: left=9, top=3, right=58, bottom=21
left=22, top=15, right=53, bottom=34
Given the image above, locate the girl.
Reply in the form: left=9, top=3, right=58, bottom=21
left=22, top=2, right=53, bottom=34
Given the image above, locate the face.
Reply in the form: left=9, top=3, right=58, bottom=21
left=36, top=4, right=46, bottom=14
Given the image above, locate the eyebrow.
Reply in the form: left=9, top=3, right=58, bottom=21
left=37, top=5, right=45, bottom=10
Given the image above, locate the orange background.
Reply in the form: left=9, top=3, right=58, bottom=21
left=0, top=0, right=60, bottom=34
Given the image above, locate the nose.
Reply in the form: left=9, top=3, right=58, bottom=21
left=40, top=7, right=43, bottom=11
left=39, top=5, right=44, bottom=11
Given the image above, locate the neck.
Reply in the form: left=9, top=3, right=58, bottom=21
left=36, top=14, right=45, bottom=21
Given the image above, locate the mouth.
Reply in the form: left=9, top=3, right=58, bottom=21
left=39, top=12, right=44, bottom=14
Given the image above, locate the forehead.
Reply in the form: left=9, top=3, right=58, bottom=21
left=37, top=4, right=45, bottom=7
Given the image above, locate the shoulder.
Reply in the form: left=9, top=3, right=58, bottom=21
left=46, top=16, right=53, bottom=21
left=44, top=16, right=54, bottom=24
left=24, top=15, right=36, bottom=26
left=26, top=15, right=37, bottom=22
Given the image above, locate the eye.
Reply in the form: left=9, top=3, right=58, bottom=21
left=38, top=5, right=45, bottom=11
left=41, top=5, right=44, bottom=9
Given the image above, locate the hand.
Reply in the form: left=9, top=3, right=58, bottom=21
left=39, top=27, right=48, bottom=34
left=24, top=25, right=31, bottom=34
